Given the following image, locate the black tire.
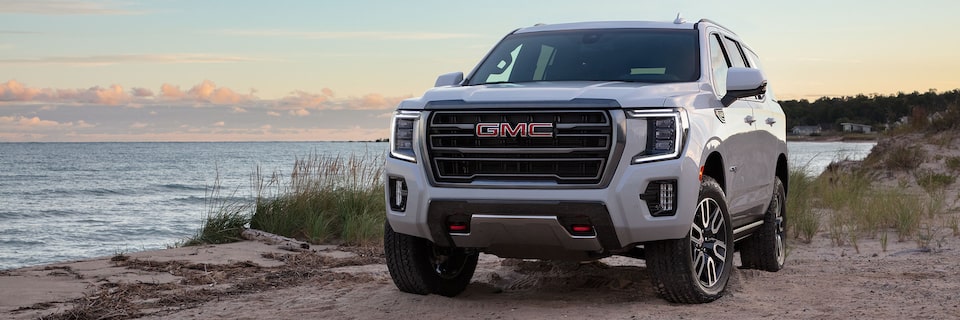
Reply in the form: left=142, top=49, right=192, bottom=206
left=646, top=176, right=733, bottom=304
left=739, top=176, right=786, bottom=272
left=384, top=222, right=478, bottom=297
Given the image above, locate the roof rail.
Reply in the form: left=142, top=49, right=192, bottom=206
left=694, top=19, right=738, bottom=35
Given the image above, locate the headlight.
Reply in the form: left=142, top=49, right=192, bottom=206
left=390, top=110, right=420, bottom=162
left=626, top=108, right=688, bottom=164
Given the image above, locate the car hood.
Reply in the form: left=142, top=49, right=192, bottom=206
left=398, top=81, right=709, bottom=110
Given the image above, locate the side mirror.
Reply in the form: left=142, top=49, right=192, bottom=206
left=434, top=72, right=464, bottom=87
left=721, top=67, right=767, bottom=107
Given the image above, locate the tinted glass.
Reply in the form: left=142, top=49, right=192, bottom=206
left=467, top=29, right=700, bottom=85
left=709, top=34, right=729, bottom=96
left=722, top=37, right=747, bottom=68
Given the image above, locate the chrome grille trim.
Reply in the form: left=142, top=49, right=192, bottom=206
left=424, top=109, right=624, bottom=188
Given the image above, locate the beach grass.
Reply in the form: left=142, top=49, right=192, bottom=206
left=787, top=167, right=819, bottom=243
left=249, top=154, right=385, bottom=246
left=183, top=174, right=252, bottom=246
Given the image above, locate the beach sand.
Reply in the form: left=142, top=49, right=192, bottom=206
left=3, top=227, right=958, bottom=319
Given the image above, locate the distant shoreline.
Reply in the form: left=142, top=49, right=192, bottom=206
left=786, top=134, right=878, bottom=142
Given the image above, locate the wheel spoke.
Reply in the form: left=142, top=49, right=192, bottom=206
left=693, top=251, right=706, bottom=278
left=691, top=224, right=704, bottom=246
left=713, top=240, right=727, bottom=263
left=709, top=206, right=724, bottom=234
left=705, top=256, right=717, bottom=286
left=776, top=233, right=785, bottom=263
left=698, top=201, right=710, bottom=230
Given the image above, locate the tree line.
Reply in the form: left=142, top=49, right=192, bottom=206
left=780, top=89, right=960, bottom=131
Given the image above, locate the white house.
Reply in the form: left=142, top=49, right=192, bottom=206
left=840, top=123, right=872, bottom=133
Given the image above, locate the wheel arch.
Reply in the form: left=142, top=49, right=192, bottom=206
left=701, top=151, right=726, bottom=193
left=776, top=154, right=788, bottom=195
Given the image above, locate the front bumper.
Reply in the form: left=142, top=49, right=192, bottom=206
left=384, top=151, right=701, bottom=258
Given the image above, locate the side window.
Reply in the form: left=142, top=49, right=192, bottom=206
left=709, top=34, right=729, bottom=97
left=722, top=37, right=747, bottom=68
left=744, top=48, right=764, bottom=71
left=743, top=48, right=769, bottom=101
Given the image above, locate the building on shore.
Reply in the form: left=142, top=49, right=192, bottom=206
left=840, top=123, right=872, bottom=133
left=791, top=125, right=822, bottom=136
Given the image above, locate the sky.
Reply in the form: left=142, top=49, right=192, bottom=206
left=2, top=0, right=959, bottom=142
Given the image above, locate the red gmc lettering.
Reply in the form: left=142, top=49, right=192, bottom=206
left=475, top=123, right=554, bottom=138
left=527, top=123, right=553, bottom=137
left=475, top=123, right=500, bottom=137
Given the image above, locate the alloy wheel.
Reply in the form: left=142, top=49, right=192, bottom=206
left=689, top=198, right=728, bottom=288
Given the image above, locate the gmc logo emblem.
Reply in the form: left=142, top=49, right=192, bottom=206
left=475, top=123, right=554, bottom=138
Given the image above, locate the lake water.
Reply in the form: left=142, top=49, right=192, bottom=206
left=0, top=140, right=873, bottom=270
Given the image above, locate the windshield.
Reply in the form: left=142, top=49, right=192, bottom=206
left=466, top=29, right=700, bottom=85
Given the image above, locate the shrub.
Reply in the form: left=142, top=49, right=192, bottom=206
left=183, top=175, right=251, bottom=246
left=250, top=154, right=385, bottom=246
left=913, top=169, right=955, bottom=193
left=883, top=145, right=927, bottom=170
left=787, top=168, right=819, bottom=243
left=945, top=156, right=960, bottom=171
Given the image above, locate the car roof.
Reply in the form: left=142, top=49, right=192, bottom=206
left=514, top=21, right=696, bottom=34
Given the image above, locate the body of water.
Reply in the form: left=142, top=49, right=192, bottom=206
left=0, top=142, right=387, bottom=270
left=787, top=141, right=877, bottom=175
left=0, top=140, right=872, bottom=270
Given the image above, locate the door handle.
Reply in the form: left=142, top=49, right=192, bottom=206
left=766, top=118, right=777, bottom=125
left=744, top=115, right=756, bottom=125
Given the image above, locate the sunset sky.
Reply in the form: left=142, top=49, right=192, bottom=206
left=2, top=0, right=959, bottom=142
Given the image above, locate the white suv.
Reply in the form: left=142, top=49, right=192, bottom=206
left=383, top=17, right=788, bottom=303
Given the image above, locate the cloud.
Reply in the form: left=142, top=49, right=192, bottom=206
left=75, top=120, right=95, bottom=128
left=0, top=80, right=42, bottom=100
left=278, top=89, right=334, bottom=109
left=0, top=54, right=260, bottom=67
left=131, top=87, right=154, bottom=97
left=0, top=0, right=144, bottom=15
left=187, top=80, right=250, bottom=104
left=353, top=93, right=408, bottom=110
left=1, top=80, right=131, bottom=105
left=219, top=29, right=479, bottom=40
left=0, top=80, right=410, bottom=142
left=159, top=83, right=184, bottom=99
left=276, top=89, right=407, bottom=110
left=0, top=115, right=61, bottom=127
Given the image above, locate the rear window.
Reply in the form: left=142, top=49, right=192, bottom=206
left=467, top=29, right=700, bottom=85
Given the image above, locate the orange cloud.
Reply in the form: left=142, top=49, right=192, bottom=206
left=0, top=115, right=60, bottom=127
left=0, top=80, right=43, bottom=101
left=159, top=83, right=185, bottom=99
left=187, top=80, right=250, bottom=104
left=278, top=89, right=334, bottom=109
left=289, top=109, right=310, bottom=117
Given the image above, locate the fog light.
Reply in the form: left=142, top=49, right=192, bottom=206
left=388, top=176, right=407, bottom=211
left=641, top=180, right=677, bottom=216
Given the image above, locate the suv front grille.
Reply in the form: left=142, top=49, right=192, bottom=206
left=426, top=110, right=613, bottom=185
